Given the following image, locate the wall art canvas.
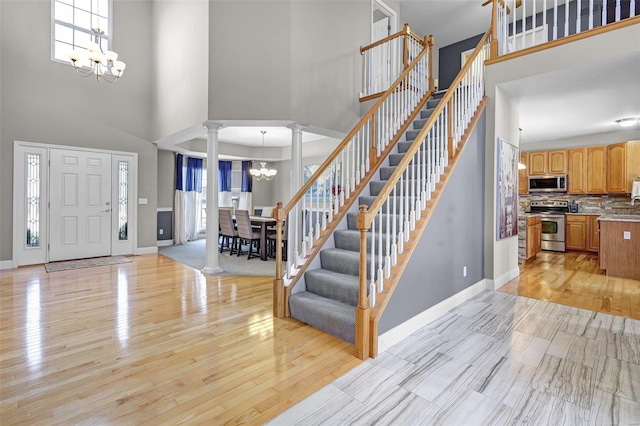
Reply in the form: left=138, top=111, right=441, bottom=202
left=496, top=137, right=518, bottom=240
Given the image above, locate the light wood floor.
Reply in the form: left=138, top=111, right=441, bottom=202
left=498, top=251, right=640, bottom=320
left=0, top=255, right=361, bottom=425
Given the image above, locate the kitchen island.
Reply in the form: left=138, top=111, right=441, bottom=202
left=598, top=215, right=640, bottom=280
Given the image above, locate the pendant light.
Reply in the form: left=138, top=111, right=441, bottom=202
left=250, top=131, right=277, bottom=181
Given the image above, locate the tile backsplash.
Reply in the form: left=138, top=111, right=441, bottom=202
left=519, top=194, right=640, bottom=215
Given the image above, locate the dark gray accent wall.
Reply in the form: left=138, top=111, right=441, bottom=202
left=379, top=110, right=486, bottom=334
left=157, top=211, right=173, bottom=241
left=438, top=34, right=484, bottom=90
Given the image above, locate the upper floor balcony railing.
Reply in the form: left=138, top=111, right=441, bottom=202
left=485, top=0, right=638, bottom=57
left=360, top=24, right=427, bottom=101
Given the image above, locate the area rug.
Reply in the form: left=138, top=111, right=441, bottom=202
left=45, top=255, right=132, bottom=273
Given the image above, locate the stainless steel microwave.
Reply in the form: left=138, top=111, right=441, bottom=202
left=528, top=175, right=567, bottom=192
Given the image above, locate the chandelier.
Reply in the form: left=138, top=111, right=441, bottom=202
left=67, top=28, right=126, bottom=83
left=250, top=131, right=277, bottom=181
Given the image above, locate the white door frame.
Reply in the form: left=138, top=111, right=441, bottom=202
left=12, top=141, right=138, bottom=267
left=372, top=0, right=397, bottom=42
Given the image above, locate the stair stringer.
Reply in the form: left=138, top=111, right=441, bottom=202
left=367, top=96, right=488, bottom=357
left=282, top=91, right=434, bottom=314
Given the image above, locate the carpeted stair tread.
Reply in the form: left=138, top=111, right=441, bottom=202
left=380, top=165, right=423, bottom=180
left=289, top=292, right=356, bottom=344
left=334, top=229, right=391, bottom=252
left=370, top=180, right=422, bottom=196
left=304, top=268, right=359, bottom=306
left=320, top=248, right=371, bottom=277
left=426, top=98, right=441, bottom=109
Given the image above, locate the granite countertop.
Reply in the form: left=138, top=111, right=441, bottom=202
left=598, top=215, right=640, bottom=222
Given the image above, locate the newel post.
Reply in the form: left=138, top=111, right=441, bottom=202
left=355, top=204, right=371, bottom=360
left=490, top=0, right=499, bottom=58
left=273, top=202, right=286, bottom=318
left=402, top=23, right=410, bottom=69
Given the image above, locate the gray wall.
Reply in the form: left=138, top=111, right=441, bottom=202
left=152, top=0, right=209, bottom=141
left=379, top=111, right=486, bottom=334
left=157, top=150, right=176, bottom=208
left=0, top=0, right=157, bottom=261
left=208, top=0, right=369, bottom=134
left=438, top=34, right=484, bottom=90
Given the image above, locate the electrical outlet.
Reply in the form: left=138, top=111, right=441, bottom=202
left=624, top=231, right=631, bottom=240
left=159, top=229, right=164, bottom=235
left=463, top=266, right=467, bottom=277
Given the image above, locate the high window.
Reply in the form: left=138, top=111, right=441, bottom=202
left=52, top=0, right=112, bottom=63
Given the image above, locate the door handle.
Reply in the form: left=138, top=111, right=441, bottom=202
left=102, top=209, right=111, bottom=213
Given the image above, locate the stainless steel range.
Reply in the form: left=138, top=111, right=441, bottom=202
left=529, top=200, right=570, bottom=252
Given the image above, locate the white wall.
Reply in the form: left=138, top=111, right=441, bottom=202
left=152, top=0, right=209, bottom=141
left=0, top=0, right=157, bottom=261
left=484, top=86, right=520, bottom=286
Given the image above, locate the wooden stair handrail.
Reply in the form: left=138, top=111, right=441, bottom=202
left=360, top=28, right=491, bottom=228
left=360, top=23, right=425, bottom=54
left=280, top=37, right=433, bottom=220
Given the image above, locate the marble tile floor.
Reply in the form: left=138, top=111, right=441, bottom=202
left=268, top=291, right=640, bottom=426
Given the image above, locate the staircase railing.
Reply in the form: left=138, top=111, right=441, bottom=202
left=355, top=28, right=491, bottom=358
left=272, top=35, right=434, bottom=321
left=360, top=24, right=427, bottom=101
left=485, top=0, right=639, bottom=58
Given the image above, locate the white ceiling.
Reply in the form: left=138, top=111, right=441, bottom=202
left=217, top=126, right=326, bottom=147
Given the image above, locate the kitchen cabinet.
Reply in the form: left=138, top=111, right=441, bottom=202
left=567, top=148, right=587, bottom=194
left=587, top=215, right=600, bottom=252
left=528, top=152, right=547, bottom=176
left=526, top=216, right=541, bottom=260
left=527, top=150, right=567, bottom=176
left=568, top=146, right=607, bottom=194
left=548, top=150, right=567, bottom=174
left=599, top=218, right=640, bottom=280
left=518, top=153, right=528, bottom=194
left=586, top=146, right=607, bottom=194
left=607, top=141, right=640, bottom=193
left=566, top=214, right=587, bottom=251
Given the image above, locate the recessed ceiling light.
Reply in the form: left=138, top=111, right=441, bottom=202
left=616, top=117, right=640, bottom=127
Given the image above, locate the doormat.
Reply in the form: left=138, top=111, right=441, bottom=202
left=45, top=255, right=132, bottom=273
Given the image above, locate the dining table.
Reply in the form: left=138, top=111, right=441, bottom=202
left=249, top=216, right=277, bottom=261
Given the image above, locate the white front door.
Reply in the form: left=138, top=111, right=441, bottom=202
left=49, top=149, right=112, bottom=261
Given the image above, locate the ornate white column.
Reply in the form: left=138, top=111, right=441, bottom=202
left=202, top=122, right=223, bottom=274
left=288, top=124, right=305, bottom=198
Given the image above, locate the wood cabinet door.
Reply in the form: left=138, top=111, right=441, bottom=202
left=567, top=148, right=586, bottom=194
left=535, top=222, right=542, bottom=254
left=529, top=152, right=547, bottom=176
left=519, top=153, right=529, bottom=194
left=548, top=150, right=567, bottom=174
left=587, top=215, right=600, bottom=252
left=607, top=142, right=627, bottom=193
left=566, top=215, right=587, bottom=251
left=587, top=146, right=607, bottom=194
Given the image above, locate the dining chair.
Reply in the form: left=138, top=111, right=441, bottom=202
left=218, top=208, right=238, bottom=254
left=268, top=217, right=288, bottom=261
left=235, top=209, right=261, bottom=259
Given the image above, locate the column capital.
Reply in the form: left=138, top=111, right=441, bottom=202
left=203, top=121, right=223, bottom=132
left=287, top=123, right=307, bottom=133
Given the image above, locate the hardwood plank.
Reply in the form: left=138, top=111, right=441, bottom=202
left=499, top=251, right=640, bottom=320
left=0, top=255, right=361, bottom=425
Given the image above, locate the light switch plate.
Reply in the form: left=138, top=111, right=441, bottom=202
left=623, top=231, right=631, bottom=240
left=139, top=198, right=148, bottom=205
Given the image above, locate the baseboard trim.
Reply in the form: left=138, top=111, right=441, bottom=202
left=0, top=260, right=16, bottom=270
left=377, top=279, right=487, bottom=354
left=485, top=266, right=520, bottom=291
left=135, top=246, right=158, bottom=255
left=157, top=240, right=173, bottom=247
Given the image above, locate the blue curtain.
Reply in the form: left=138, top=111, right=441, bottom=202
left=176, top=154, right=203, bottom=192
left=176, top=154, right=185, bottom=190
left=241, top=160, right=253, bottom=192
left=185, top=157, right=203, bottom=192
left=219, top=160, right=232, bottom=192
